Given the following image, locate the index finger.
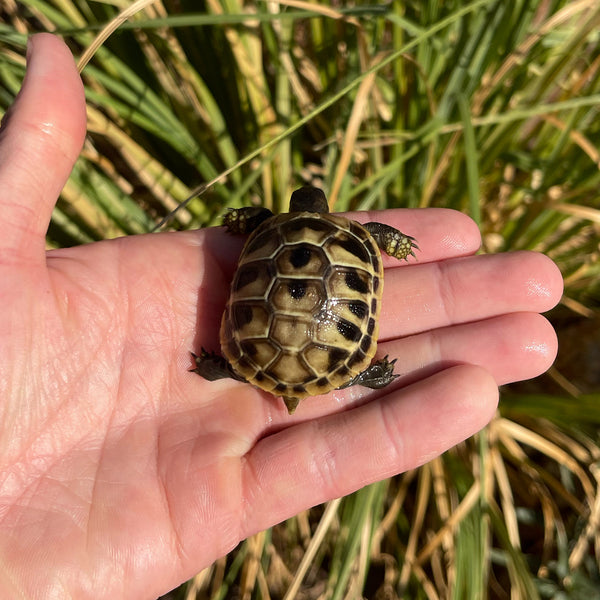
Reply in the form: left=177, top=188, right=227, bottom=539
left=348, top=207, right=482, bottom=265
left=196, top=206, right=482, bottom=284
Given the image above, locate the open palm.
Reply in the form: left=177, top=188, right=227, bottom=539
left=0, top=35, right=563, bottom=599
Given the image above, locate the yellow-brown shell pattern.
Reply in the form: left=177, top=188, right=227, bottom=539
left=220, top=212, right=384, bottom=400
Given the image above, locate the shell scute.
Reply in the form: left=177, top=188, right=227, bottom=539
left=267, top=352, right=312, bottom=384
left=280, top=215, right=337, bottom=245
left=220, top=211, right=384, bottom=401
left=276, top=244, right=326, bottom=276
left=270, top=279, right=323, bottom=313
left=243, top=229, right=281, bottom=259
left=270, top=314, right=311, bottom=349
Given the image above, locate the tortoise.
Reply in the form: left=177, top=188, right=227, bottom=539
left=191, top=186, right=417, bottom=414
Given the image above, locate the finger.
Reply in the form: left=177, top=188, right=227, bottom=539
left=244, top=311, right=556, bottom=425
left=351, top=206, right=482, bottom=265
left=241, top=364, right=498, bottom=536
left=387, top=311, right=558, bottom=387
left=380, top=250, right=563, bottom=339
left=188, top=207, right=482, bottom=343
left=193, top=207, right=482, bottom=286
left=0, top=34, right=86, bottom=265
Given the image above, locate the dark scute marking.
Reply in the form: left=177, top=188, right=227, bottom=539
left=370, top=252, right=380, bottom=273
left=285, top=217, right=333, bottom=234
left=316, top=376, right=330, bottom=387
left=348, top=350, right=366, bottom=367
left=254, top=372, right=265, bottom=382
left=240, top=341, right=257, bottom=356
left=233, top=304, right=253, bottom=328
left=350, top=220, right=366, bottom=235
left=337, top=365, right=350, bottom=377
left=245, top=231, right=273, bottom=255
left=328, top=347, right=349, bottom=371
left=293, top=384, right=306, bottom=394
left=367, top=318, right=376, bottom=335
left=237, top=356, right=252, bottom=370
left=234, top=267, right=260, bottom=291
left=289, top=245, right=312, bottom=268
left=373, top=275, right=380, bottom=293
left=338, top=236, right=370, bottom=263
left=345, top=270, right=369, bottom=294
left=288, top=279, right=307, bottom=299
left=337, top=318, right=361, bottom=342
left=371, top=298, right=378, bottom=313
left=274, top=383, right=287, bottom=393
left=348, top=301, right=367, bottom=319
left=360, top=335, right=372, bottom=353
left=226, top=339, right=241, bottom=360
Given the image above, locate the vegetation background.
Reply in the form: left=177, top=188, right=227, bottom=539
left=1, top=0, right=599, bottom=597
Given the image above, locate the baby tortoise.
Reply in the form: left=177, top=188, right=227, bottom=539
left=192, top=186, right=417, bottom=413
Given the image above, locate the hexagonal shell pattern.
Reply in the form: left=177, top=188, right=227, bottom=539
left=220, top=211, right=383, bottom=400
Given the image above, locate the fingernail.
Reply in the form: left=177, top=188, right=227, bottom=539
left=24, top=35, right=46, bottom=78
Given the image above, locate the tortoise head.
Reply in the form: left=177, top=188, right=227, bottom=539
left=289, top=186, right=329, bottom=213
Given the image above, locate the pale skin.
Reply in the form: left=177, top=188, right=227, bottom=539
left=0, top=34, right=563, bottom=599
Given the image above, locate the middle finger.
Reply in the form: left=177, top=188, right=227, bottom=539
left=380, top=250, right=562, bottom=339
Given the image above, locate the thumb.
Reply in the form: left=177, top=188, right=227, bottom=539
left=0, top=33, right=86, bottom=266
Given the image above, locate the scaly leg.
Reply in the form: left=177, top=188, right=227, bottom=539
left=338, top=356, right=399, bottom=390
left=223, top=206, right=274, bottom=234
left=190, top=348, right=245, bottom=382
left=363, top=222, right=418, bottom=261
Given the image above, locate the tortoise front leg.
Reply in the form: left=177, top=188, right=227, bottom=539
left=338, top=356, right=399, bottom=390
left=223, top=206, right=274, bottom=234
left=363, top=222, right=418, bottom=261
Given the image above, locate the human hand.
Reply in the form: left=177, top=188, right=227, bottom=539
left=0, top=34, right=563, bottom=599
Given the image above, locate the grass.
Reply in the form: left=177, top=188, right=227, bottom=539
left=1, top=0, right=600, bottom=597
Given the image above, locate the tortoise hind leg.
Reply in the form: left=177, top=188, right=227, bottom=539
left=363, top=222, right=418, bottom=261
left=338, top=356, right=399, bottom=390
left=190, top=348, right=245, bottom=382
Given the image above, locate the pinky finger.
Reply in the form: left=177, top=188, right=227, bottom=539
left=241, top=364, right=498, bottom=537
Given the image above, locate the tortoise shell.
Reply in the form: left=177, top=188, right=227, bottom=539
left=219, top=211, right=383, bottom=400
